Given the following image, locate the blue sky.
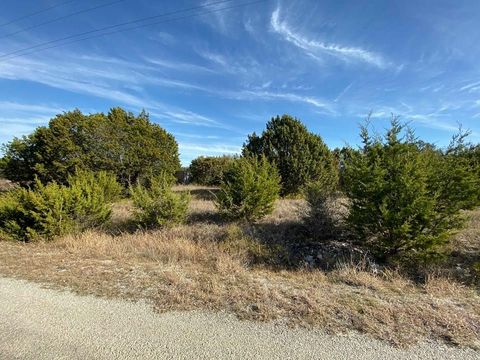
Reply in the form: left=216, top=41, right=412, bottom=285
left=1, top=0, right=480, bottom=165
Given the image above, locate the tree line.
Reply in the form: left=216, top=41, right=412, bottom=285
left=1, top=108, right=479, bottom=265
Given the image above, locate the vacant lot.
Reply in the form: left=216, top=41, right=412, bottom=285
left=0, top=185, right=479, bottom=349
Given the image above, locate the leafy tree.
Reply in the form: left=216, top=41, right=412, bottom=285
left=243, top=115, right=337, bottom=196
left=130, top=174, right=190, bottom=228
left=189, top=155, right=234, bottom=186
left=0, top=170, right=119, bottom=241
left=342, top=119, right=479, bottom=262
left=215, top=156, right=280, bottom=221
left=1, top=108, right=180, bottom=187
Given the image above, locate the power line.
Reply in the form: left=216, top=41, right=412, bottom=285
left=1, top=0, right=265, bottom=63
left=0, top=0, right=128, bottom=40
left=0, top=0, right=77, bottom=27
left=0, top=0, right=255, bottom=61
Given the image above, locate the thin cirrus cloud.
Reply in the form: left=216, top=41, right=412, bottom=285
left=459, top=80, right=480, bottom=93
left=0, top=53, right=231, bottom=130
left=361, top=105, right=469, bottom=134
left=179, top=143, right=241, bottom=155
left=0, top=101, right=65, bottom=145
left=0, top=101, right=65, bottom=115
left=234, top=90, right=335, bottom=113
left=270, top=7, right=389, bottom=69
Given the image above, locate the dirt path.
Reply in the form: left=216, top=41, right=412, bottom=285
left=0, top=277, right=477, bottom=360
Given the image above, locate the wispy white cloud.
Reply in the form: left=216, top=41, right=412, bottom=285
left=334, top=82, right=354, bottom=102
left=236, top=90, right=335, bottom=112
left=178, top=142, right=242, bottom=165
left=0, top=101, right=64, bottom=115
left=459, top=80, right=480, bottom=92
left=365, top=105, right=461, bottom=133
left=200, top=0, right=231, bottom=33
left=196, top=49, right=259, bottom=76
left=0, top=57, right=149, bottom=108
left=0, top=101, right=67, bottom=146
left=148, top=31, right=176, bottom=45
left=0, top=52, right=222, bottom=110
left=179, top=143, right=241, bottom=154
left=244, top=17, right=256, bottom=35
left=173, top=132, right=220, bottom=140
left=0, top=50, right=246, bottom=153
left=270, top=7, right=388, bottom=69
left=145, top=57, right=215, bottom=73
left=160, top=110, right=223, bottom=128
left=0, top=122, right=38, bottom=138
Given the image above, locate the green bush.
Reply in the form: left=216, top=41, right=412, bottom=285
left=67, top=169, right=122, bottom=203
left=189, top=156, right=234, bottom=186
left=342, top=119, right=479, bottom=263
left=243, top=115, right=338, bottom=196
left=438, top=139, right=480, bottom=209
left=215, top=156, right=280, bottom=221
left=305, top=171, right=343, bottom=240
left=0, top=170, right=119, bottom=241
left=130, top=175, right=190, bottom=228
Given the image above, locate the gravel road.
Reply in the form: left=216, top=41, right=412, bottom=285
left=0, top=277, right=478, bottom=360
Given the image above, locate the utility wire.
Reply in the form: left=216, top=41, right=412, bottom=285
left=0, top=0, right=77, bottom=27
left=0, top=0, right=128, bottom=40
left=1, top=1, right=265, bottom=63
left=0, top=0, right=259, bottom=61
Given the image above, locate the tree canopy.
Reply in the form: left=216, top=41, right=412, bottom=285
left=189, top=155, right=234, bottom=186
left=1, top=108, right=180, bottom=187
left=242, top=115, right=337, bottom=196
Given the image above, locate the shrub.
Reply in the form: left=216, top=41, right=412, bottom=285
left=1, top=108, right=180, bottom=187
left=306, top=172, right=344, bottom=240
left=438, top=139, right=480, bottom=209
left=0, top=170, right=118, bottom=241
left=215, top=156, right=280, bottom=221
left=67, top=169, right=122, bottom=203
left=130, top=175, right=190, bottom=228
left=342, top=119, right=479, bottom=263
left=243, top=114, right=338, bottom=196
left=189, top=156, right=234, bottom=186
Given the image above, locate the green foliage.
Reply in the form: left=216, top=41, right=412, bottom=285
left=332, top=146, right=359, bottom=191
left=130, top=175, right=190, bottom=228
left=1, top=108, right=180, bottom=187
left=215, top=156, right=281, bottom=221
left=67, top=169, right=122, bottom=203
left=342, top=119, right=478, bottom=262
left=440, top=136, right=480, bottom=208
left=305, top=170, right=342, bottom=240
left=189, top=155, right=234, bottom=186
left=243, top=114, right=338, bottom=196
left=0, top=170, right=119, bottom=241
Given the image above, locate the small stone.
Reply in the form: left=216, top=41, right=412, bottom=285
left=250, top=304, right=260, bottom=312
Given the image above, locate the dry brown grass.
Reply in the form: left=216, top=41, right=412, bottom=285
left=443, top=208, right=480, bottom=283
left=0, top=178, right=15, bottom=192
left=0, top=186, right=479, bottom=349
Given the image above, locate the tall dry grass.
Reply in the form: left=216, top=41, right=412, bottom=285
left=0, top=186, right=479, bottom=348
